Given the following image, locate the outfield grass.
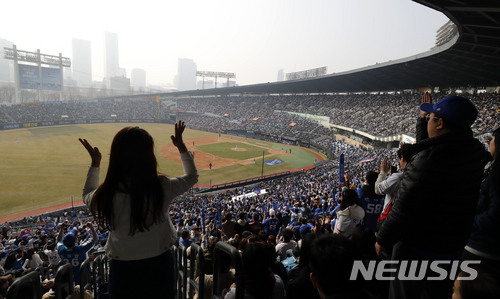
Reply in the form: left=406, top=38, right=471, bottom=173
left=196, top=142, right=270, bottom=160
left=0, top=124, right=325, bottom=218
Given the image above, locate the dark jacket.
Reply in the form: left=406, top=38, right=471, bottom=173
left=415, top=117, right=429, bottom=142
left=466, top=163, right=500, bottom=257
left=377, top=131, right=490, bottom=253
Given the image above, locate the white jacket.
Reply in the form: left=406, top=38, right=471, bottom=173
left=334, top=204, right=365, bottom=237
left=82, top=151, right=198, bottom=261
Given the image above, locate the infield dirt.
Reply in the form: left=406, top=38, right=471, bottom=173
left=160, top=136, right=290, bottom=170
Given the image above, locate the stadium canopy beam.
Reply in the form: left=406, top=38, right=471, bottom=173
left=444, top=7, right=500, bottom=13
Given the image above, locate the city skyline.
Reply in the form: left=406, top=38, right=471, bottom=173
left=71, top=38, right=92, bottom=86
left=1, top=0, right=448, bottom=87
left=104, top=32, right=121, bottom=81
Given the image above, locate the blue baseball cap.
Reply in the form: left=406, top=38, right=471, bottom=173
left=299, top=224, right=311, bottom=236
left=62, top=229, right=78, bottom=247
left=420, top=96, right=477, bottom=127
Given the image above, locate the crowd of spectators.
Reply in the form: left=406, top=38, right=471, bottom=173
left=0, top=92, right=498, bottom=298
left=0, top=209, right=104, bottom=298
left=0, top=134, right=395, bottom=297
left=3, top=133, right=489, bottom=297
left=0, top=99, right=162, bottom=124
left=175, top=92, right=498, bottom=137
left=1, top=92, right=498, bottom=139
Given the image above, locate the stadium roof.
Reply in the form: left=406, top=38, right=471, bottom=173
left=166, top=0, right=500, bottom=96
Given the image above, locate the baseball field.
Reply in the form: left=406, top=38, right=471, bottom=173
left=0, top=123, right=325, bottom=219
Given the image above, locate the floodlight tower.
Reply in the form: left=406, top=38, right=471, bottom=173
left=4, top=45, right=71, bottom=102
left=196, top=71, right=236, bottom=89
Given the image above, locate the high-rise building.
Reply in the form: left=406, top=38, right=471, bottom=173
left=277, top=69, right=285, bottom=82
left=177, top=58, right=197, bottom=91
left=0, top=38, right=14, bottom=84
left=72, top=38, right=92, bottom=86
left=118, top=67, right=126, bottom=77
left=131, top=68, right=146, bottom=88
left=104, top=32, right=120, bottom=82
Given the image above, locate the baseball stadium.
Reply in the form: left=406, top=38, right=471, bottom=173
left=0, top=1, right=499, bottom=298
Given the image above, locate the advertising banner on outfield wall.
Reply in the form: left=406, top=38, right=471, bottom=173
left=0, top=119, right=171, bottom=131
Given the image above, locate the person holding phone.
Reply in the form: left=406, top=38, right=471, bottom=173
left=375, top=94, right=490, bottom=299
left=374, top=144, right=412, bottom=233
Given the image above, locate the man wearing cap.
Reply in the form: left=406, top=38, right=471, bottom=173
left=357, top=170, right=384, bottom=232
left=57, top=222, right=98, bottom=284
left=375, top=93, right=491, bottom=299
left=262, top=209, right=280, bottom=237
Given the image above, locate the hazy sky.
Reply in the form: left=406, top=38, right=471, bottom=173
left=1, top=0, right=448, bottom=87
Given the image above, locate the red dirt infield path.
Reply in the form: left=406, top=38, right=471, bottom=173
left=0, top=138, right=324, bottom=223
left=160, top=136, right=288, bottom=171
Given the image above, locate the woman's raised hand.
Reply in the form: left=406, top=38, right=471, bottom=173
left=380, top=157, right=391, bottom=173
left=79, top=138, right=101, bottom=167
left=420, top=92, right=433, bottom=117
left=171, top=120, right=188, bottom=153
left=421, top=92, right=432, bottom=104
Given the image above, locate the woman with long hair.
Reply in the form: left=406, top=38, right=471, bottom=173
left=463, top=128, right=500, bottom=281
left=333, top=189, right=365, bottom=238
left=79, top=121, right=198, bottom=298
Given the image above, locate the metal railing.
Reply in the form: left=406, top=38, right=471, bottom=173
left=213, top=242, right=244, bottom=299
left=188, top=243, right=205, bottom=299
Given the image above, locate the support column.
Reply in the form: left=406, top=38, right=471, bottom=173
left=13, top=45, right=20, bottom=103
left=59, top=53, right=64, bottom=101
left=37, top=49, right=42, bottom=102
